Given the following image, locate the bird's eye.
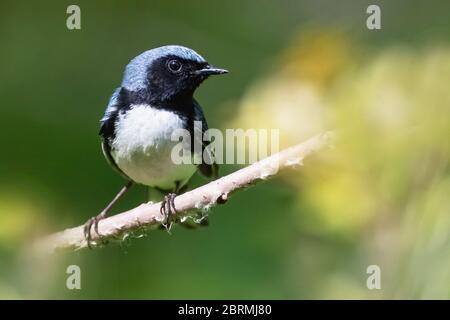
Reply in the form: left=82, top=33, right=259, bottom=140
left=167, top=59, right=182, bottom=73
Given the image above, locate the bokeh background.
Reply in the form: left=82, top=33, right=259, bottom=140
left=0, top=0, right=449, bottom=299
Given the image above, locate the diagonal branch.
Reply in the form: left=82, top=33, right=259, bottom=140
left=34, top=131, right=335, bottom=253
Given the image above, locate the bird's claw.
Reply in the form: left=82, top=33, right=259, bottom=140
left=83, top=211, right=106, bottom=248
left=160, top=193, right=177, bottom=230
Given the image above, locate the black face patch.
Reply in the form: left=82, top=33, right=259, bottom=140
left=146, top=55, right=208, bottom=103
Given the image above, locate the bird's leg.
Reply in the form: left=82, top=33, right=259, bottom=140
left=160, top=193, right=177, bottom=230
left=159, top=181, right=186, bottom=229
left=83, top=181, right=133, bottom=246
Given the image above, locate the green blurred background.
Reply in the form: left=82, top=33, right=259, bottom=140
left=0, top=0, right=449, bottom=299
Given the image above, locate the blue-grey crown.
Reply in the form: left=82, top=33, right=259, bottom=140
left=121, top=45, right=207, bottom=91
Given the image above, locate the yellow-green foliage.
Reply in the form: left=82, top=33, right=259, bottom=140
left=232, top=32, right=450, bottom=298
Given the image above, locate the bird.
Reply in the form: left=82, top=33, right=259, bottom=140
left=84, top=45, right=228, bottom=244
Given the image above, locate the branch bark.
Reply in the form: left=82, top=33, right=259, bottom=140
left=34, top=131, right=335, bottom=253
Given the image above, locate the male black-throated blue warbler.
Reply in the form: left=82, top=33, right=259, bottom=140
left=84, top=45, right=228, bottom=243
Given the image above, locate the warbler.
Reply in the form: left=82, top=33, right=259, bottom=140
left=84, top=45, right=227, bottom=243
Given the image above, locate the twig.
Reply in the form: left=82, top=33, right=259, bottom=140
left=34, top=131, right=335, bottom=253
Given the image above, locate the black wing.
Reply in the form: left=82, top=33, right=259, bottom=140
left=193, top=100, right=219, bottom=179
left=99, top=88, right=130, bottom=180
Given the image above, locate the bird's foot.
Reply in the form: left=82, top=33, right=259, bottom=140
left=83, top=211, right=106, bottom=248
left=160, top=192, right=177, bottom=231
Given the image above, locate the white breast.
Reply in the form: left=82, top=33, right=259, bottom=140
left=111, top=104, right=196, bottom=189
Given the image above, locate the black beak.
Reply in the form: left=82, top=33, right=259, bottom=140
left=194, top=65, right=228, bottom=76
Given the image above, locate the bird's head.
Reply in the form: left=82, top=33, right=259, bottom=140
left=121, top=45, right=228, bottom=103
